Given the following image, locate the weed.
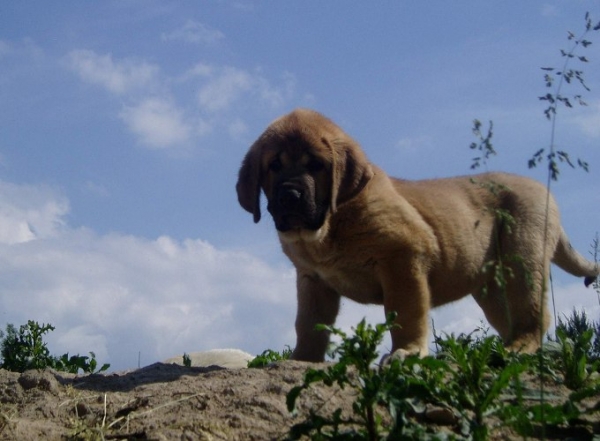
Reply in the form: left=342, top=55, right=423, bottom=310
left=248, top=346, right=292, bottom=368
left=287, top=314, right=458, bottom=440
left=0, top=320, right=109, bottom=374
left=434, top=329, right=526, bottom=440
left=531, top=12, right=599, bottom=180
left=55, top=352, right=109, bottom=375
left=64, top=393, right=109, bottom=441
left=469, top=119, right=495, bottom=171
left=559, top=328, right=596, bottom=390
left=0, top=404, right=16, bottom=437
left=67, top=416, right=106, bottom=441
left=557, top=308, right=597, bottom=343
left=0, top=321, right=56, bottom=371
left=284, top=309, right=600, bottom=440
left=545, top=309, right=600, bottom=390
left=502, top=359, right=600, bottom=439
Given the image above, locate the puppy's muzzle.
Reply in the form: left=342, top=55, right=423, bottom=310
left=268, top=181, right=315, bottom=232
left=277, top=183, right=303, bottom=210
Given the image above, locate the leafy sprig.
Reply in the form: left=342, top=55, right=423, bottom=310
left=533, top=12, right=600, bottom=180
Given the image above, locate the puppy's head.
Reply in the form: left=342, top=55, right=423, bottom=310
left=236, top=109, right=373, bottom=239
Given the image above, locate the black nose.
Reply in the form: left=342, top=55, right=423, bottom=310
left=277, top=186, right=302, bottom=209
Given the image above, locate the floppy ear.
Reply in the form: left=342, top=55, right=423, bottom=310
left=236, top=141, right=263, bottom=223
left=327, top=138, right=374, bottom=212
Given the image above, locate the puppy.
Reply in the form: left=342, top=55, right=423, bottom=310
left=237, top=109, right=599, bottom=361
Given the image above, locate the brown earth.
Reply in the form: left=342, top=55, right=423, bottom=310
left=0, top=361, right=357, bottom=441
left=0, top=361, right=598, bottom=440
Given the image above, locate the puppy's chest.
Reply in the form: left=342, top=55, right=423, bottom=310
left=284, top=242, right=384, bottom=304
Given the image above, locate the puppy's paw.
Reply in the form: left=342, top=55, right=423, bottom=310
left=379, top=348, right=421, bottom=368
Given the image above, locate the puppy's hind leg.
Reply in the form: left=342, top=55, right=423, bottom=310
left=474, top=276, right=549, bottom=353
left=474, top=239, right=551, bottom=353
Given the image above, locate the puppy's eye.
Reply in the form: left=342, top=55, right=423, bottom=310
left=306, top=158, right=324, bottom=173
left=269, top=158, right=282, bottom=172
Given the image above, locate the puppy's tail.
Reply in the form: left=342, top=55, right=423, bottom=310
left=552, top=228, right=599, bottom=287
left=584, top=276, right=597, bottom=288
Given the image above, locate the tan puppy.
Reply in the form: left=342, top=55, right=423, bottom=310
left=237, top=108, right=599, bottom=361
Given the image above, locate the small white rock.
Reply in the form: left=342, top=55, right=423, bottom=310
left=164, top=349, right=255, bottom=369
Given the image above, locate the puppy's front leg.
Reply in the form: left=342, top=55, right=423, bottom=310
left=291, top=272, right=341, bottom=362
left=380, top=262, right=431, bottom=358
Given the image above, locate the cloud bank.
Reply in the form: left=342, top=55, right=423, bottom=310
left=66, top=50, right=160, bottom=96
left=0, top=179, right=297, bottom=370
left=65, top=48, right=296, bottom=151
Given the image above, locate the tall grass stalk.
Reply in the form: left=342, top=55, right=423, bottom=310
left=534, top=14, right=599, bottom=436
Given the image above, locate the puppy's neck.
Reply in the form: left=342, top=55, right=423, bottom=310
left=277, top=221, right=330, bottom=245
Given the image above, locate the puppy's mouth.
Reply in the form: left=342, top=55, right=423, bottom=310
left=268, top=202, right=327, bottom=233
left=277, top=214, right=304, bottom=231
left=267, top=182, right=327, bottom=232
left=272, top=213, right=324, bottom=232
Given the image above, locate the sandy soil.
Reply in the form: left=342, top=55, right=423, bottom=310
left=0, top=361, right=357, bottom=440
left=0, top=360, right=597, bottom=440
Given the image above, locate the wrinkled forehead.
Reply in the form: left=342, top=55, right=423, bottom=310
left=260, top=130, right=332, bottom=168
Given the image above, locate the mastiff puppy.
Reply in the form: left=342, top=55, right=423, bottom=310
left=236, top=108, right=599, bottom=361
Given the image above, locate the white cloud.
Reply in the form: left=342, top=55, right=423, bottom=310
left=0, top=180, right=296, bottom=371
left=66, top=51, right=297, bottom=149
left=548, top=281, right=600, bottom=327
left=161, top=20, right=225, bottom=45
left=119, top=98, right=192, bottom=148
left=66, top=50, right=159, bottom=95
left=197, top=66, right=253, bottom=112
left=0, top=180, right=68, bottom=244
left=188, top=63, right=296, bottom=113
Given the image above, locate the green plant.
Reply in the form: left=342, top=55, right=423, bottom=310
left=498, top=308, right=600, bottom=438
left=502, top=357, right=600, bottom=439
left=469, top=119, right=496, bottom=171
left=281, top=308, right=600, bottom=440
left=556, top=308, right=596, bottom=343
left=556, top=327, right=597, bottom=390
left=1, top=321, right=55, bottom=372
left=182, top=352, right=192, bottom=367
left=531, top=12, right=599, bottom=180
left=434, top=330, right=526, bottom=441
left=0, top=320, right=109, bottom=374
left=54, top=352, right=108, bottom=375
left=286, top=314, right=453, bottom=440
left=544, top=309, right=600, bottom=389
left=248, top=346, right=292, bottom=368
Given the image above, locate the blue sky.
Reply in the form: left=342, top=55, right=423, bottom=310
left=1, top=1, right=599, bottom=371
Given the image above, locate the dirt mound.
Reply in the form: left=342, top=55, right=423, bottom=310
left=0, top=361, right=357, bottom=440
left=0, top=360, right=597, bottom=440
